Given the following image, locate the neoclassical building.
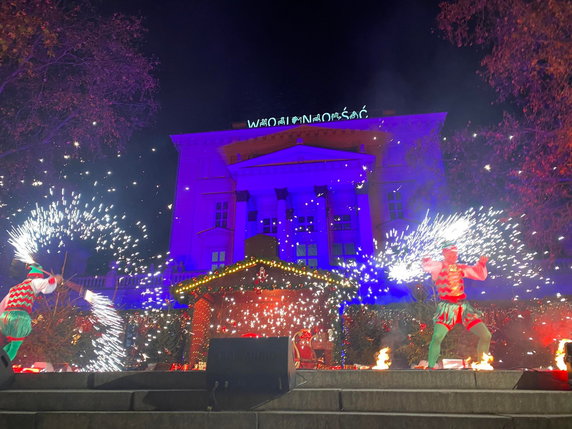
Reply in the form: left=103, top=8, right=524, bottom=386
left=169, top=113, right=447, bottom=273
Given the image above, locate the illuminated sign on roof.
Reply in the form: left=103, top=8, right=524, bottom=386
left=246, top=105, right=368, bottom=129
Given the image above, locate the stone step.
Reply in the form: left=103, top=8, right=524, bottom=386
left=1, top=410, right=572, bottom=429
left=257, top=388, right=572, bottom=415
left=296, top=369, right=524, bottom=390
left=11, top=371, right=206, bottom=390
left=3, top=387, right=572, bottom=415
left=0, top=389, right=285, bottom=412
left=11, top=370, right=528, bottom=391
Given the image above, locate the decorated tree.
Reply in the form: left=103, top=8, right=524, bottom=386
left=15, top=287, right=97, bottom=367
left=0, top=0, right=158, bottom=195
left=437, top=0, right=572, bottom=258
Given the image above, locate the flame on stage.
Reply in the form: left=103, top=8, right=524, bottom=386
left=555, top=339, right=572, bottom=371
left=468, top=352, right=494, bottom=371
left=372, top=347, right=391, bottom=370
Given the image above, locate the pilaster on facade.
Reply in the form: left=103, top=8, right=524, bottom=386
left=355, top=182, right=374, bottom=256
left=233, top=190, right=250, bottom=262
left=275, top=188, right=290, bottom=261
left=314, top=185, right=330, bottom=268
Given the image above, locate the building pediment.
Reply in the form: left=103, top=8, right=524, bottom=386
left=228, top=145, right=375, bottom=171
left=219, top=124, right=389, bottom=164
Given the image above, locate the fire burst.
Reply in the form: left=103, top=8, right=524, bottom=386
left=555, top=339, right=572, bottom=371
left=376, top=207, right=550, bottom=289
left=469, top=352, right=494, bottom=371
left=372, top=347, right=391, bottom=370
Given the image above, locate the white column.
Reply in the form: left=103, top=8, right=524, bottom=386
left=356, top=183, right=374, bottom=256
left=275, top=188, right=289, bottom=261
left=314, top=186, right=330, bottom=268
left=233, top=190, right=250, bottom=262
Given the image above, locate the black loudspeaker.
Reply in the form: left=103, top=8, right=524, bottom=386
left=0, top=349, right=14, bottom=389
left=207, top=337, right=295, bottom=392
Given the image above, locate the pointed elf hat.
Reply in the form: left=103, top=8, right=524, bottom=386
left=440, top=240, right=457, bottom=251
left=27, top=264, right=44, bottom=278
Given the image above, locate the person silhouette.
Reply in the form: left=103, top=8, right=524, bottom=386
left=422, top=242, right=491, bottom=368
left=0, top=265, right=62, bottom=361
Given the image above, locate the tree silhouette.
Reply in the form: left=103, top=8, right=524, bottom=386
left=437, top=0, right=571, bottom=257
left=0, top=0, right=158, bottom=193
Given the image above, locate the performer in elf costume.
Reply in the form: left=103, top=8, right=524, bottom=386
left=422, top=242, right=491, bottom=369
left=0, top=265, right=62, bottom=361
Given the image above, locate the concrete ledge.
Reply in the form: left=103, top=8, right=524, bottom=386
left=258, top=411, right=513, bottom=429
left=0, top=411, right=36, bottom=429
left=0, top=390, right=132, bottom=411
left=132, top=389, right=208, bottom=411
left=35, top=411, right=257, bottom=429
left=11, top=373, right=91, bottom=390
left=93, top=371, right=206, bottom=390
left=510, top=414, right=572, bottom=429
left=297, top=370, right=477, bottom=389
left=3, top=410, right=571, bottom=429
left=475, top=371, right=523, bottom=389
left=255, top=389, right=339, bottom=411
left=341, top=389, right=572, bottom=414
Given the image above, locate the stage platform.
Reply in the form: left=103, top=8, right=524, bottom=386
left=1, top=369, right=571, bottom=428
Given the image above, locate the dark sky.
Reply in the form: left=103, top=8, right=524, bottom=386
left=1, top=0, right=504, bottom=281
left=113, top=0, right=499, bottom=134
left=101, top=0, right=502, bottom=257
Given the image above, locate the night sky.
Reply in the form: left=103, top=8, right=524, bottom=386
left=3, top=0, right=504, bottom=278
left=107, top=0, right=501, bottom=252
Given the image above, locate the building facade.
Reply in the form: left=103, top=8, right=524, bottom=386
left=169, top=113, right=447, bottom=274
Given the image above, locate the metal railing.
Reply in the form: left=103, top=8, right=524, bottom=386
left=72, top=270, right=203, bottom=291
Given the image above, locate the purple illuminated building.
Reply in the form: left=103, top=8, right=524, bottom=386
left=169, top=113, right=447, bottom=274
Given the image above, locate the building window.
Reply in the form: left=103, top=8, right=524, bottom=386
left=248, top=210, right=258, bottom=222
left=332, top=243, right=357, bottom=266
left=262, top=217, right=278, bottom=234
left=388, top=191, right=404, bottom=220
left=215, top=202, right=228, bottom=228
left=296, top=216, right=315, bottom=232
left=211, top=251, right=226, bottom=270
left=332, top=214, right=352, bottom=230
left=296, top=243, right=318, bottom=268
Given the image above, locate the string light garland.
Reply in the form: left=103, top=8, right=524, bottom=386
left=172, top=257, right=355, bottom=300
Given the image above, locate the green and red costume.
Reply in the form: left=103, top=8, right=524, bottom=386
left=422, top=248, right=491, bottom=368
left=0, top=267, right=57, bottom=361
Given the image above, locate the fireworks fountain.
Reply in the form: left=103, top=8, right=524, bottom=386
left=7, top=189, right=149, bottom=371
left=375, top=207, right=552, bottom=294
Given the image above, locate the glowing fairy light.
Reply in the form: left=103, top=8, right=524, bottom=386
left=376, top=207, right=549, bottom=288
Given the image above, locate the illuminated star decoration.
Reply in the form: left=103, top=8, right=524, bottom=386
left=7, top=189, right=149, bottom=371
left=375, top=207, right=551, bottom=293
